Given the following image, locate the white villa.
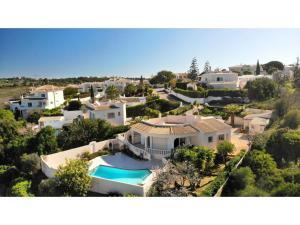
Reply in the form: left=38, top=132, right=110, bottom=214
left=38, top=109, right=84, bottom=130
left=79, top=78, right=140, bottom=97
left=199, top=72, right=239, bottom=89
left=86, top=100, right=126, bottom=126
left=243, top=109, right=272, bottom=135
left=9, top=85, right=65, bottom=118
left=123, top=115, right=232, bottom=160
left=229, top=64, right=264, bottom=75
left=40, top=114, right=232, bottom=196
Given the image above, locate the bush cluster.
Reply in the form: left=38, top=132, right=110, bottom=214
left=126, top=99, right=180, bottom=118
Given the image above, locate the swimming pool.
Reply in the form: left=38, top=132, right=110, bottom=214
left=89, top=165, right=151, bottom=185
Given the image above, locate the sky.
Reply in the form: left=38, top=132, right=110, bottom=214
left=0, top=28, right=300, bottom=78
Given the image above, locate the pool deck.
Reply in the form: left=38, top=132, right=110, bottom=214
left=91, top=152, right=165, bottom=171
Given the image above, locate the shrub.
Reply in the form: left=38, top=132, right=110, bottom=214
left=42, top=107, right=63, bottom=116
left=7, top=178, right=33, bottom=197
left=63, top=87, right=78, bottom=98
left=222, top=167, right=255, bottom=196
left=243, top=150, right=278, bottom=178
left=251, top=133, right=269, bottom=150
left=32, top=126, right=58, bottom=155
left=127, top=99, right=179, bottom=118
left=55, top=159, right=92, bottom=196
left=19, top=153, right=41, bottom=177
left=144, top=107, right=160, bottom=118
left=246, top=78, right=278, bottom=101
left=146, top=95, right=159, bottom=102
left=167, top=105, right=192, bottom=116
left=225, top=149, right=246, bottom=173
left=175, top=82, right=188, bottom=90
left=266, top=129, right=300, bottom=166
left=272, top=183, right=300, bottom=197
left=26, top=111, right=41, bottom=124
left=202, top=171, right=228, bottom=196
left=149, top=70, right=176, bottom=84
left=217, top=141, right=235, bottom=163
left=38, top=178, right=59, bottom=196
left=65, top=100, right=81, bottom=111
left=281, top=109, right=300, bottom=129
left=0, top=165, right=19, bottom=184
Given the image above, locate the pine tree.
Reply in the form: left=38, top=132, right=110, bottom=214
left=90, top=85, right=95, bottom=103
left=188, top=57, right=199, bottom=81
left=294, top=57, right=300, bottom=88
left=203, top=61, right=211, bottom=73
left=256, top=60, right=261, bottom=75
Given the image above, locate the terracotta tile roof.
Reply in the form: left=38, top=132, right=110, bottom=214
left=131, top=122, right=198, bottom=135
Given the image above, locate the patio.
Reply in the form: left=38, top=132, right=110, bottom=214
left=91, top=152, right=166, bottom=171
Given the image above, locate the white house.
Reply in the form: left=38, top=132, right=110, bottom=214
left=38, top=109, right=84, bottom=130
left=199, top=72, right=239, bottom=89
left=238, top=74, right=273, bottom=89
left=124, top=115, right=232, bottom=160
left=87, top=100, right=127, bottom=125
left=9, top=85, right=64, bottom=118
left=243, top=109, right=272, bottom=134
left=229, top=64, right=264, bottom=75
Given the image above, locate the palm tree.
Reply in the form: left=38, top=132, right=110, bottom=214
left=105, top=85, right=120, bottom=100
left=224, top=104, right=242, bottom=127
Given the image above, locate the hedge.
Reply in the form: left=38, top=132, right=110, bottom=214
left=174, top=88, right=207, bottom=98
left=207, top=89, right=246, bottom=98
left=175, top=82, right=188, bottom=90
left=174, top=88, right=247, bottom=99
left=167, top=105, right=193, bottom=116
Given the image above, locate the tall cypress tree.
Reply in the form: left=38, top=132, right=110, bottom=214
left=90, top=85, right=95, bottom=103
left=256, top=60, right=261, bottom=75
left=188, top=57, right=199, bottom=81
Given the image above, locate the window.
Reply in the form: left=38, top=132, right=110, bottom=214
left=107, top=112, right=115, bottom=119
left=28, top=102, right=32, bottom=107
left=41, top=94, right=45, bottom=97
left=218, top=134, right=225, bottom=141
left=118, top=112, right=121, bottom=116
left=38, top=101, right=43, bottom=107
left=208, top=136, right=213, bottom=143
left=217, top=77, right=223, bottom=82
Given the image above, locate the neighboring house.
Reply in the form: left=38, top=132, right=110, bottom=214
left=38, top=109, right=84, bottom=130
left=199, top=72, right=239, bottom=89
left=229, top=64, right=264, bottom=75
left=38, top=116, right=65, bottom=130
left=78, top=82, right=104, bottom=97
left=238, top=74, right=273, bottom=89
left=79, top=78, right=140, bottom=97
left=124, top=115, right=232, bottom=160
left=9, top=85, right=64, bottom=118
left=243, top=109, right=272, bottom=134
left=176, top=72, right=189, bottom=80
left=86, top=100, right=126, bottom=125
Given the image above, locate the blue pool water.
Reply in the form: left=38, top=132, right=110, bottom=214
left=89, top=165, right=151, bottom=185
